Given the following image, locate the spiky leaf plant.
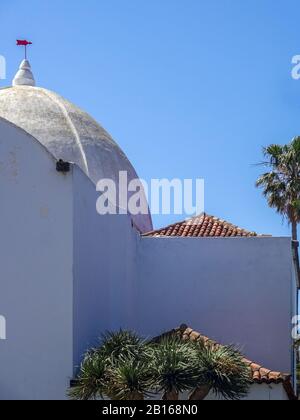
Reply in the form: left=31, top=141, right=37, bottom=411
left=70, top=330, right=252, bottom=401
left=70, top=331, right=151, bottom=400
left=97, top=330, right=147, bottom=363
left=150, top=336, right=199, bottom=400
left=190, top=340, right=252, bottom=400
left=107, top=357, right=152, bottom=400
left=68, top=352, right=107, bottom=400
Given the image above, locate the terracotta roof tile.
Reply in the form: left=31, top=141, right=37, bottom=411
left=143, top=214, right=259, bottom=238
left=155, top=325, right=296, bottom=400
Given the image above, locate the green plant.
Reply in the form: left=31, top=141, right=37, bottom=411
left=108, top=357, right=151, bottom=400
left=150, top=336, right=200, bottom=400
left=69, top=330, right=251, bottom=401
left=68, top=352, right=107, bottom=400
left=97, top=330, right=147, bottom=363
left=190, top=340, right=252, bottom=400
left=256, top=138, right=300, bottom=241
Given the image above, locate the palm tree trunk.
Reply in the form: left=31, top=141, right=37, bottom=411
left=162, top=389, right=179, bottom=400
left=291, top=221, right=300, bottom=288
left=131, top=392, right=144, bottom=401
left=189, top=386, right=211, bottom=400
left=292, top=220, right=298, bottom=242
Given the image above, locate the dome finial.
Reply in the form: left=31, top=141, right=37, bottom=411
left=13, top=59, right=36, bottom=87
left=13, top=40, right=35, bottom=87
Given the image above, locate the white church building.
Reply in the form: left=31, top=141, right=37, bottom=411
left=0, top=59, right=298, bottom=400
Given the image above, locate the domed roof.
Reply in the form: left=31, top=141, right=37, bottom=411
left=0, top=62, right=152, bottom=233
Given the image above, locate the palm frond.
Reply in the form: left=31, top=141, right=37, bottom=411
left=256, top=138, right=300, bottom=227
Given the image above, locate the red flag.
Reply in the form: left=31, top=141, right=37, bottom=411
left=16, top=40, right=32, bottom=46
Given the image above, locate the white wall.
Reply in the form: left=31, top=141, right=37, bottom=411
left=72, top=167, right=139, bottom=370
left=0, top=119, right=74, bottom=400
left=291, top=255, right=298, bottom=390
left=137, top=236, right=294, bottom=374
left=150, top=383, right=288, bottom=401
left=205, top=384, right=288, bottom=400
left=0, top=117, right=295, bottom=399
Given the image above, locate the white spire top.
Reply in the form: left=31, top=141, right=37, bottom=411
left=13, top=59, right=36, bottom=87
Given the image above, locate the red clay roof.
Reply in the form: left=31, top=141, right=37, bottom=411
left=159, top=325, right=296, bottom=400
left=143, top=214, right=258, bottom=238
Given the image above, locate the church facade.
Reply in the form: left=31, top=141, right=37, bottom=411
left=0, top=60, right=297, bottom=400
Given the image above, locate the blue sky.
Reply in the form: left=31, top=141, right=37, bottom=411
left=1, top=0, right=300, bottom=236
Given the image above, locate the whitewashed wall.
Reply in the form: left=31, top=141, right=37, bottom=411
left=206, top=384, right=289, bottom=400
left=0, top=117, right=295, bottom=400
left=0, top=118, right=140, bottom=399
left=72, top=167, right=139, bottom=370
left=177, top=384, right=288, bottom=400
left=137, top=236, right=295, bottom=375
left=149, top=383, right=289, bottom=401
left=0, top=119, right=74, bottom=400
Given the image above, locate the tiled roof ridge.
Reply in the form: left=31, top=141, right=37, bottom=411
left=156, top=325, right=297, bottom=400
left=143, top=213, right=259, bottom=238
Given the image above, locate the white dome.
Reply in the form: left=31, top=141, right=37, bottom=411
left=0, top=82, right=152, bottom=233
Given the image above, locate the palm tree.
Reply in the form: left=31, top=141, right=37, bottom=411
left=70, top=330, right=251, bottom=401
left=256, top=138, right=300, bottom=241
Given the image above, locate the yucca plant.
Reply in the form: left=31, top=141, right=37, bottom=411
left=189, top=340, right=252, bottom=400
left=107, top=357, right=152, bottom=400
left=69, top=330, right=151, bottom=401
left=70, top=330, right=251, bottom=401
left=150, top=336, right=199, bottom=400
left=68, top=352, right=107, bottom=400
left=97, top=330, right=147, bottom=363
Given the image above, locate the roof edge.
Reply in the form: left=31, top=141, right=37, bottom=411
left=156, top=325, right=297, bottom=400
left=143, top=213, right=263, bottom=238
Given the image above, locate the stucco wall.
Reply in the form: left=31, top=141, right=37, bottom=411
left=177, top=384, right=288, bottom=400
left=0, top=119, right=74, bottom=400
left=0, top=117, right=295, bottom=400
left=205, top=383, right=288, bottom=400
left=72, top=167, right=139, bottom=370
left=150, top=383, right=288, bottom=400
left=137, top=236, right=294, bottom=374
left=291, top=258, right=298, bottom=389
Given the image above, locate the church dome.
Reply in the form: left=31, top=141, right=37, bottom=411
left=0, top=61, right=152, bottom=233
